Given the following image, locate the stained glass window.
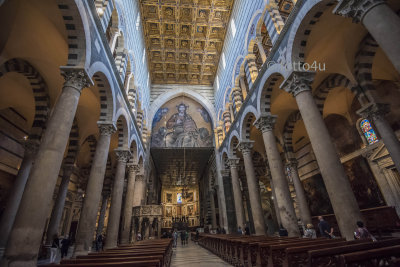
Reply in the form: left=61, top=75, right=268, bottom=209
left=177, top=193, right=182, bottom=204
left=360, top=119, right=378, bottom=145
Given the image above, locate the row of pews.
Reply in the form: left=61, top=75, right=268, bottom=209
left=198, top=234, right=400, bottom=267
left=42, top=239, right=173, bottom=267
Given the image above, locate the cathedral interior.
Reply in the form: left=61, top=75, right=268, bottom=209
left=0, top=0, right=399, bottom=266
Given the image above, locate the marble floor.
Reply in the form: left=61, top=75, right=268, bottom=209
left=170, top=240, right=232, bottom=267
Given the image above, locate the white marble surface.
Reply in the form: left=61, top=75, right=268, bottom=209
left=170, top=240, right=232, bottom=267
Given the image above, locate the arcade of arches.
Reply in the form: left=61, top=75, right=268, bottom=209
left=0, top=0, right=399, bottom=266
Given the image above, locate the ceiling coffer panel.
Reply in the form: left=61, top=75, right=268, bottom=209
left=139, top=0, right=234, bottom=85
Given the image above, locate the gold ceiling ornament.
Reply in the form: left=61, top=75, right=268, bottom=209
left=139, top=0, right=234, bottom=85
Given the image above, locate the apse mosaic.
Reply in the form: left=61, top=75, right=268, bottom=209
left=151, top=96, right=213, bottom=147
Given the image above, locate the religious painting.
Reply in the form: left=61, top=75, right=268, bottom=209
left=177, top=192, right=182, bottom=203
left=187, top=204, right=194, bottom=216
left=166, top=193, right=172, bottom=203
left=302, top=174, right=333, bottom=216
left=186, top=192, right=194, bottom=202
left=166, top=206, right=172, bottom=217
left=151, top=96, right=213, bottom=147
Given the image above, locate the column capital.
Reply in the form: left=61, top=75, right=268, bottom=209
left=60, top=67, right=93, bottom=92
left=254, top=114, right=277, bottom=133
left=127, top=164, right=140, bottom=174
left=227, top=157, right=240, bottom=168
left=23, top=139, right=40, bottom=155
left=135, top=174, right=145, bottom=181
left=357, top=102, right=390, bottom=121
left=237, top=140, right=254, bottom=155
left=333, top=0, right=386, bottom=23
left=282, top=71, right=315, bottom=97
left=115, top=149, right=131, bottom=163
left=98, top=122, right=117, bottom=136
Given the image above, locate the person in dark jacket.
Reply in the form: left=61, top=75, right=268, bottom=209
left=50, top=234, right=59, bottom=263
left=245, top=224, right=251, bottom=236
left=60, top=235, right=70, bottom=258
left=318, top=216, right=334, bottom=238
left=279, top=224, right=288, bottom=236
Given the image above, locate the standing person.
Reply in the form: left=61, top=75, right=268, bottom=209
left=279, top=224, right=289, bottom=237
left=50, top=234, right=60, bottom=263
left=180, top=231, right=185, bottom=246
left=195, top=230, right=199, bottom=242
left=221, top=228, right=226, bottom=234
left=173, top=230, right=178, bottom=248
left=355, top=221, right=377, bottom=241
left=237, top=226, right=243, bottom=235
left=318, top=216, right=334, bottom=238
left=96, top=234, right=103, bottom=252
left=61, top=235, right=70, bottom=258
left=137, top=232, right=142, bottom=241
left=185, top=230, right=189, bottom=245
left=245, top=224, right=250, bottom=236
left=303, top=224, right=317, bottom=238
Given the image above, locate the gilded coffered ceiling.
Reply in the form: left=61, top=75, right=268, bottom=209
left=139, top=0, right=234, bottom=85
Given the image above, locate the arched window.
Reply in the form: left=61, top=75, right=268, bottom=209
left=360, top=119, right=379, bottom=145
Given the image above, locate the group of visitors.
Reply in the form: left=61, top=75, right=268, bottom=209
left=171, top=230, right=189, bottom=247
left=49, top=234, right=71, bottom=263
left=300, top=216, right=376, bottom=241
left=237, top=225, right=251, bottom=235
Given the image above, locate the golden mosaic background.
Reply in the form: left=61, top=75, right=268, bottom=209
left=139, top=0, right=234, bottom=85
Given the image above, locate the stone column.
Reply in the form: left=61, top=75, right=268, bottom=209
left=132, top=174, right=145, bottom=207
left=283, top=71, right=363, bottom=240
left=0, top=140, right=39, bottom=258
left=214, top=150, right=228, bottom=231
left=256, top=37, right=267, bottom=63
left=358, top=103, right=400, bottom=173
left=228, top=157, right=246, bottom=228
left=286, top=160, right=312, bottom=226
left=96, top=193, right=109, bottom=237
left=2, top=69, right=91, bottom=267
left=254, top=115, right=299, bottom=236
left=269, top=179, right=282, bottom=226
left=45, top=166, right=75, bottom=246
left=73, top=123, right=116, bottom=256
left=238, top=141, right=266, bottom=235
left=209, top=191, right=217, bottom=228
left=120, top=164, right=138, bottom=244
left=105, top=150, right=130, bottom=249
left=334, top=0, right=400, bottom=74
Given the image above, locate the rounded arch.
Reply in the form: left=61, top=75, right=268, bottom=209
left=228, top=130, right=240, bottom=157
left=232, top=56, right=245, bottom=86
left=0, top=58, right=50, bottom=141
left=115, top=112, right=130, bottom=150
left=286, top=0, right=332, bottom=66
left=88, top=61, right=116, bottom=122
left=57, top=0, right=90, bottom=68
left=239, top=105, right=259, bottom=140
left=313, top=73, right=357, bottom=114
left=256, top=66, right=288, bottom=115
left=127, top=136, right=138, bottom=165
left=243, top=10, right=263, bottom=54
left=149, top=88, right=216, bottom=128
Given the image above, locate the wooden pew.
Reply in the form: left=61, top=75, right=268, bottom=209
left=308, top=238, right=400, bottom=267
left=338, top=245, right=400, bottom=267
left=42, top=259, right=161, bottom=267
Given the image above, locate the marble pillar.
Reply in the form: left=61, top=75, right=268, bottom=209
left=358, top=103, right=400, bottom=173
left=286, top=161, right=312, bottom=226
left=214, top=150, right=228, bottom=231
left=96, top=193, right=109, bottom=237
left=227, top=157, right=246, bottom=228
left=132, top=174, right=146, bottom=207
left=269, top=179, right=282, bottom=227
left=334, top=0, right=400, bottom=74
left=283, top=71, right=363, bottom=240
left=2, top=69, right=91, bottom=267
left=105, top=149, right=130, bottom=249
left=254, top=115, right=299, bottom=236
left=45, top=166, right=75, bottom=246
left=73, top=123, right=116, bottom=256
left=210, top=191, right=217, bottom=228
left=238, top=141, right=266, bottom=235
left=120, top=164, right=139, bottom=244
left=0, top=140, right=39, bottom=258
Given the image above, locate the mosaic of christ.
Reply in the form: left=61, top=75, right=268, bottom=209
left=151, top=97, right=213, bottom=147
